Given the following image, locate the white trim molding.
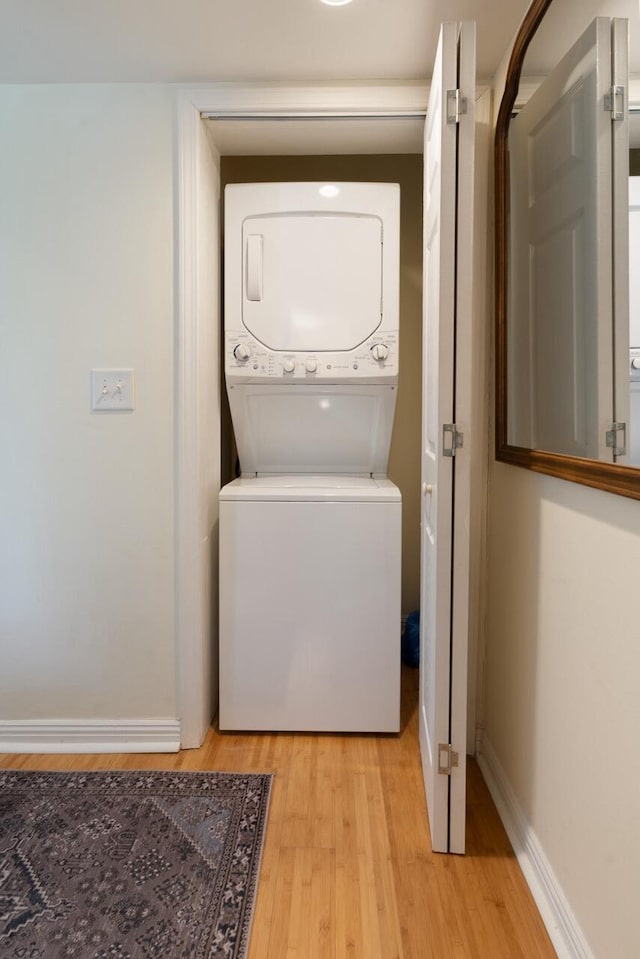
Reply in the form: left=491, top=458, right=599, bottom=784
left=186, top=80, right=429, bottom=119
left=175, top=88, right=204, bottom=748
left=0, top=720, right=181, bottom=754
left=477, top=737, right=596, bottom=959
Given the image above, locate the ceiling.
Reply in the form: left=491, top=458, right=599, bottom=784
left=0, top=0, right=532, bottom=85
left=13, top=0, right=640, bottom=155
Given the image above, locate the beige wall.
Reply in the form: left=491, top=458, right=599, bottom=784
left=220, top=155, right=423, bottom=616
left=484, top=467, right=640, bottom=959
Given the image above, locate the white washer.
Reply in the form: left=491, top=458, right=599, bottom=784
left=219, top=182, right=401, bottom=732
left=219, top=476, right=401, bottom=732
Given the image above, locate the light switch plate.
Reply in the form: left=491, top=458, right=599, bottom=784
left=91, top=369, right=135, bottom=412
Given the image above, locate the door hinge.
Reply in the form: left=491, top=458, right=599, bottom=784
left=443, top=423, right=463, bottom=457
left=438, top=744, right=459, bottom=775
left=604, top=85, right=625, bottom=121
left=606, top=422, right=627, bottom=456
left=446, top=89, right=468, bottom=124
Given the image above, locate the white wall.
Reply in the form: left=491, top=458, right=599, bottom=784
left=0, top=85, right=178, bottom=725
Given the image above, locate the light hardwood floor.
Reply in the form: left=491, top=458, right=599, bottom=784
left=0, top=669, right=556, bottom=958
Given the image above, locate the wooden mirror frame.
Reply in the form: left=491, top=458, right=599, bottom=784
left=495, top=0, right=640, bottom=500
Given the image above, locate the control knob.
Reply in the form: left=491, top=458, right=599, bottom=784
left=631, top=357, right=640, bottom=371
left=371, top=343, right=389, bottom=362
left=233, top=343, right=251, bottom=362
left=283, top=359, right=296, bottom=374
left=305, top=358, right=318, bottom=373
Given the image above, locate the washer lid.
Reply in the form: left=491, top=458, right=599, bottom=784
left=241, top=213, right=383, bottom=352
left=226, top=384, right=397, bottom=476
left=220, top=475, right=401, bottom=503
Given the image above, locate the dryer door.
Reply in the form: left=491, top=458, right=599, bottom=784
left=241, top=213, right=383, bottom=352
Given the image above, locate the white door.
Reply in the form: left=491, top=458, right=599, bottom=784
left=419, top=20, right=475, bottom=855
left=509, top=17, right=629, bottom=461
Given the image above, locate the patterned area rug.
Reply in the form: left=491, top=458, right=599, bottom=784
left=0, top=769, right=272, bottom=959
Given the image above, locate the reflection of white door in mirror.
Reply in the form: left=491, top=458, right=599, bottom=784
left=496, top=0, right=640, bottom=498
left=629, top=178, right=640, bottom=464
left=508, top=17, right=629, bottom=460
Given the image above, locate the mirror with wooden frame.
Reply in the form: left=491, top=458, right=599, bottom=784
left=495, top=0, right=640, bottom=499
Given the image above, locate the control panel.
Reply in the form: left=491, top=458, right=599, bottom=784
left=225, top=330, right=399, bottom=383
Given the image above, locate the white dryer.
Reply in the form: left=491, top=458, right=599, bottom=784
left=219, top=182, right=401, bottom=732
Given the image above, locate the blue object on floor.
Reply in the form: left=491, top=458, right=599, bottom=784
left=401, top=610, right=420, bottom=667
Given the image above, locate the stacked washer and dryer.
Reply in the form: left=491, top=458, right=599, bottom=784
left=219, top=182, right=401, bottom=733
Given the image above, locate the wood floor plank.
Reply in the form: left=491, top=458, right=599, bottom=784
left=0, top=669, right=557, bottom=958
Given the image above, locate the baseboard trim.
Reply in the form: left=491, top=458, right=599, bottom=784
left=477, top=736, right=595, bottom=959
left=0, top=720, right=182, bottom=754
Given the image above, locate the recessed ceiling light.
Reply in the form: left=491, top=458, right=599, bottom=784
left=319, top=184, right=340, bottom=198
left=320, top=0, right=353, bottom=6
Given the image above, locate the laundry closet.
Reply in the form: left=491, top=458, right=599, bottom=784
left=179, top=24, right=488, bottom=852
left=214, top=144, right=423, bottom=730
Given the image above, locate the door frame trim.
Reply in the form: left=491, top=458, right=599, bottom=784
left=175, top=82, right=430, bottom=747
